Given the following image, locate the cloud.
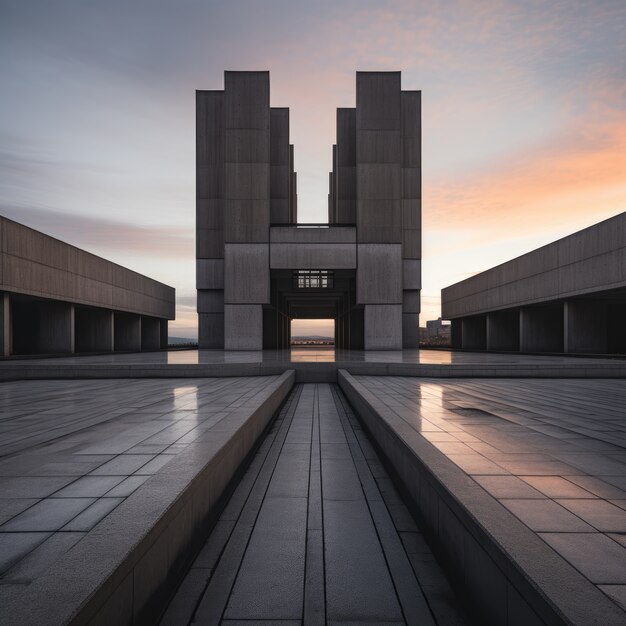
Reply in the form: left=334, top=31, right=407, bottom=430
left=0, top=205, right=193, bottom=258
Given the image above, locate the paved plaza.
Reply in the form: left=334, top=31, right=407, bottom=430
left=354, top=376, right=626, bottom=611
left=0, top=376, right=279, bottom=605
left=160, top=383, right=466, bottom=625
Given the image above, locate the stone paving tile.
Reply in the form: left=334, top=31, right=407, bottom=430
left=0, top=532, right=50, bottom=573
left=0, top=497, right=95, bottom=531
left=355, top=376, right=626, bottom=598
left=0, top=376, right=281, bottom=599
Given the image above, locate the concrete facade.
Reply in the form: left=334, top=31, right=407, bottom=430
left=442, top=212, right=626, bottom=354
left=197, top=71, right=421, bottom=350
left=0, top=216, right=175, bottom=357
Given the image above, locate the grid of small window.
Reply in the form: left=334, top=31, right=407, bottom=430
left=293, top=270, right=334, bottom=289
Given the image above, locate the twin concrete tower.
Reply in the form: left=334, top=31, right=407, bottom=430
left=196, top=71, right=421, bottom=350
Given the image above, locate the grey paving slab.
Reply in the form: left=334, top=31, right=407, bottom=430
left=0, top=497, right=95, bottom=531
left=0, top=532, right=50, bottom=573
left=540, top=533, right=626, bottom=583
left=0, top=499, right=40, bottom=525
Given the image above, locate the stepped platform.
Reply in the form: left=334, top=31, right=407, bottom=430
left=2, top=348, right=626, bottom=382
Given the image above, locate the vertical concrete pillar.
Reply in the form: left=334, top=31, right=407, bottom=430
left=270, top=108, right=290, bottom=224
left=39, top=301, right=74, bottom=354
left=1, top=292, right=11, bottom=357
left=564, top=299, right=608, bottom=354
left=75, top=307, right=114, bottom=353
left=223, top=71, right=270, bottom=351
left=141, top=316, right=161, bottom=351
left=608, top=301, right=626, bottom=354
left=486, top=310, right=520, bottom=351
left=114, top=312, right=141, bottom=352
left=461, top=315, right=486, bottom=350
left=197, top=88, right=225, bottom=349
left=357, top=72, right=403, bottom=350
left=159, top=319, right=168, bottom=349
left=401, top=90, right=421, bottom=348
left=450, top=319, right=462, bottom=349
left=336, top=108, right=356, bottom=224
left=520, top=305, right=563, bottom=353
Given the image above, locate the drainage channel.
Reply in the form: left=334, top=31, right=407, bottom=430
left=159, top=383, right=468, bottom=625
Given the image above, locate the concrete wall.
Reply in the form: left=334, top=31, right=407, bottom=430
left=114, top=312, right=142, bottom=352
left=442, top=213, right=626, bottom=355
left=0, top=217, right=174, bottom=319
left=442, top=212, right=626, bottom=319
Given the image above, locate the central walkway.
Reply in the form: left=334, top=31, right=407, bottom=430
left=160, top=383, right=466, bottom=625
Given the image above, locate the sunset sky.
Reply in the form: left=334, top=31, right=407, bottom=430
left=1, top=1, right=624, bottom=338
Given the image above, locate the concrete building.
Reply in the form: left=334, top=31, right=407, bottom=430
left=0, top=216, right=175, bottom=357
left=442, top=212, right=626, bottom=354
left=197, top=70, right=421, bottom=350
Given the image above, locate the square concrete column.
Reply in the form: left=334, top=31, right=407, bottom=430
left=1, top=292, right=10, bottom=357
left=402, top=313, right=419, bottom=348
left=141, top=316, right=162, bottom=351
left=39, top=301, right=74, bottom=354
left=564, top=299, right=608, bottom=354
left=450, top=319, right=462, bottom=349
left=364, top=305, right=402, bottom=350
left=461, top=315, right=486, bottom=350
left=520, top=305, right=563, bottom=353
left=225, top=305, right=263, bottom=350
left=160, top=319, right=169, bottom=349
left=75, top=307, right=114, bottom=353
left=114, top=312, right=141, bottom=352
left=486, top=310, right=520, bottom=351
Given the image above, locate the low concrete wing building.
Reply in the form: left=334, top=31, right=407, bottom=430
left=441, top=212, right=626, bottom=354
left=0, top=216, right=175, bottom=357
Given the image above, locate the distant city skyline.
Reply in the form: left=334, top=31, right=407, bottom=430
left=1, top=1, right=624, bottom=338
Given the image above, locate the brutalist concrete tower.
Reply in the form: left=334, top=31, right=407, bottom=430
left=197, top=71, right=420, bottom=350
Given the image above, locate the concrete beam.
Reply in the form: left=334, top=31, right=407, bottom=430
left=564, top=299, right=608, bottom=354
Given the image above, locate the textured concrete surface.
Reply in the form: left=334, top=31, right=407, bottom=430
left=160, top=383, right=466, bottom=625
left=0, top=217, right=174, bottom=320
left=341, top=372, right=626, bottom=623
left=0, top=373, right=294, bottom=624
